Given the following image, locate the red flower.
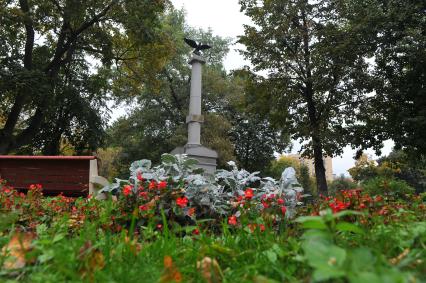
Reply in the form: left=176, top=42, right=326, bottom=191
left=139, top=191, right=148, bottom=199
left=359, top=203, right=366, bottom=209
left=259, top=224, right=265, bottom=232
left=139, top=205, right=148, bottom=211
left=192, top=228, right=200, bottom=235
left=244, top=188, right=254, bottom=200
left=149, top=180, right=157, bottom=190
left=375, top=195, right=383, bottom=202
left=157, top=181, right=167, bottom=189
left=157, top=224, right=163, bottom=230
left=262, top=201, right=269, bottom=208
left=277, top=198, right=285, bottom=205
left=228, top=215, right=237, bottom=226
left=137, top=172, right=144, bottom=181
left=281, top=206, right=287, bottom=215
left=176, top=197, right=189, bottom=208
left=122, top=185, right=132, bottom=196
left=29, top=184, right=42, bottom=190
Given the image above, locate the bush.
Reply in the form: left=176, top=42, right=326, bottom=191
left=362, top=177, right=415, bottom=198
left=328, top=176, right=358, bottom=195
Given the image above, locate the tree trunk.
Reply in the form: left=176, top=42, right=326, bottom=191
left=312, top=134, right=328, bottom=195
left=300, top=6, right=328, bottom=195
left=0, top=0, right=35, bottom=154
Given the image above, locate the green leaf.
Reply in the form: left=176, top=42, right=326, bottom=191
left=313, top=268, right=346, bottom=282
left=296, top=216, right=327, bottom=230
left=52, top=234, right=65, bottom=243
left=300, top=220, right=328, bottom=230
left=336, top=222, right=364, bottom=234
left=350, top=248, right=375, bottom=272
left=264, top=250, right=278, bottom=264
left=161, top=154, right=177, bottom=165
left=348, top=272, right=382, bottom=283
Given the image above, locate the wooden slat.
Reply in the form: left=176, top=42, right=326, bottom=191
left=0, top=157, right=92, bottom=197
left=0, top=155, right=96, bottom=160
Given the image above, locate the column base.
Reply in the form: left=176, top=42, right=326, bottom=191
left=171, top=144, right=218, bottom=175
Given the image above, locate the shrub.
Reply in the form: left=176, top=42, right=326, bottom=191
left=99, top=154, right=304, bottom=229
left=328, top=176, right=357, bottom=195
left=362, top=177, right=415, bottom=198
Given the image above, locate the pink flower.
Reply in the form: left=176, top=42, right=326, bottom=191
left=277, top=198, right=285, bottom=205
left=281, top=206, right=287, bottom=215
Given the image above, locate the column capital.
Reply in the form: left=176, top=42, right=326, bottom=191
left=189, top=54, right=206, bottom=65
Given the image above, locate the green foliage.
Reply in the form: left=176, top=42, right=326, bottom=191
left=0, top=0, right=169, bottom=154
left=346, top=0, right=426, bottom=156
left=267, top=157, right=315, bottom=196
left=267, top=156, right=300, bottom=180
left=239, top=0, right=375, bottom=194
left=348, top=154, right=379, bottom=182
left=297, top=209, right=422, bottom=282
left=299, top=164, right=316, bottom=197
left=96, top=147, right=123, bottom=180
left=362, top=177, right=415, bottom=198
left=378, top=150, right=426, bottom=193
left=329, top=176, right=358, bottom=195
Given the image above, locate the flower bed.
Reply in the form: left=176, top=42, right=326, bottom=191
left=0, top=156, right=425, bottom=282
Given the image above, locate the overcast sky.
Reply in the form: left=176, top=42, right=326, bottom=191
left=169, top=0, right=394, bottom=176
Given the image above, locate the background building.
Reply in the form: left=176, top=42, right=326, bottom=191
left=285, top=154, right=334, bottom=182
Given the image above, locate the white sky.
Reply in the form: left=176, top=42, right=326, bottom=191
left=170, top=0, right=394, bottom=176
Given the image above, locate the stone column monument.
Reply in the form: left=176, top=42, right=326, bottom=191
left=171, top=39, right=218, bottom=174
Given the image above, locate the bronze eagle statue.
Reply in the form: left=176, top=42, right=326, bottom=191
left=184, top=38, right=211, bottom=55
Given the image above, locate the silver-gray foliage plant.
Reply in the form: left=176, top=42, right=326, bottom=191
left=100, top=154, right=303, bottom=218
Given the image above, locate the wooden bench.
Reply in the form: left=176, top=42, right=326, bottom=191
left=0, top=156, right=108, bottom=197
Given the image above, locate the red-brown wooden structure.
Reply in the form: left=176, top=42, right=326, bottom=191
left=0, top=156, right=101, bottom=197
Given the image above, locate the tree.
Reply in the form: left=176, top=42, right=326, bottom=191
left=0, top=0, right=168, bottom=154
left=378, top=150, right=426, bottom=194
left=348, top=154, right=378, bottom=182
left=345, top=0, right=426, bottom=157
left=239, top=0, right=371, bottom=194
left=267, top=156, right=301, bottom=179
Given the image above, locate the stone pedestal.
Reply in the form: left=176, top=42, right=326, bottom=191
left=171, top=54, right=218, bottom=174
left=171, top=145, right=218, bottom=175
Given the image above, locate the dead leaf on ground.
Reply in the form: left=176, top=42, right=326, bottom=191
left=160, top=255, right=182, bottom=282
left=196, top=257, right=222, bottom=283
left=78, top=240, right=105, bottom=279
left=2, top=231, right=35, bottom=270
